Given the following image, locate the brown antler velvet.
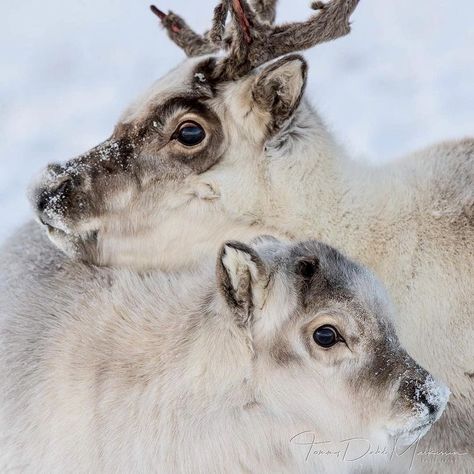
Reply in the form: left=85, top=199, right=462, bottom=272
left=150, top=0, right=276, bottom=56
left=150, top=0, right=359, bottom=80
left=251, top=0, right=277, bottom=23
left=150, top=4, right=221, bottom=56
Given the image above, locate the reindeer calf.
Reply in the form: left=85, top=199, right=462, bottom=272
left=0, top=237, right=448, bottom=473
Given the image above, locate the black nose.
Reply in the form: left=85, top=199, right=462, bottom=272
left=35, top=175, right=73, bottom=214
left=37, top=189, right=51, bottom=213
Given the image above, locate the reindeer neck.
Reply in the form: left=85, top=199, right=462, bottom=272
left=264, top=100, right=409, bottom=263
left=97, top=214, right=283, bottom=271
left=170, top=310, right=327, bottom=473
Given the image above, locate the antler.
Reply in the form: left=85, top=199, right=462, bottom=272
left=151, top=0, right=360, bottom=80
left=150, top=0, right=278, bottom=57
left=270, top=0, right=360, bottom=58
left=150, top=4, right=221, bottom=56
left=251, top=0, right=277, bottom=23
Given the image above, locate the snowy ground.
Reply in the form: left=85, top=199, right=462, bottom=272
left=0, top=0, right=473, bottom=242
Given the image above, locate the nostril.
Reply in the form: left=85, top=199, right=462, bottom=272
left=54, top=177, right=73, bottom=197
left=35, top=176, right=73, bottom=214
left=417, top=391, right=437, bottom=416
left=37, top=191, right=50, bottom=212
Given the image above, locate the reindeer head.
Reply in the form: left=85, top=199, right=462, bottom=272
left=216, top=236, right=449, bottom=455
left=29, top=0, right=359, bottom=269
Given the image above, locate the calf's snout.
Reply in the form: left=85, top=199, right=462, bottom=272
left=411, top=374, right=449, bottom=422
left=397, top=371, right=450, bottom=438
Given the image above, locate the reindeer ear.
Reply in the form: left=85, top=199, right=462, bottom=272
left=253, top=54, right=308, bottom=131
left=217, top=241, right=268, bottom=326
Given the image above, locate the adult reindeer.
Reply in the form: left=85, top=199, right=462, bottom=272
left=2, top=0, right=473, bottom=472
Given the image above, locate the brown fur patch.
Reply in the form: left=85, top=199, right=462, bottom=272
left=269, top=337, right=301, bottom=366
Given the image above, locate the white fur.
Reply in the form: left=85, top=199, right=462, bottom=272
left=13, top=55, right=474, bottom=472
left=0, top=238, right=449, bottom=473
left=108, top=62, right=474, bottom=471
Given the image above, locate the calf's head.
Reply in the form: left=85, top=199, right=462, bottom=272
left=216, top=236, right=449, bottom=451
left=29, top=0, right=359, bottom=269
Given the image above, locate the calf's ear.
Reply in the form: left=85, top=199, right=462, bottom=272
left=252, top=54, right=308, bottom=131
left=217, top=241, right=268, bottom=326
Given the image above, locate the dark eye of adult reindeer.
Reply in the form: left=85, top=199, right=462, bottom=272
left=313, top=325, right=341, bottom=347
left=174, top=122, right=206, bottom=146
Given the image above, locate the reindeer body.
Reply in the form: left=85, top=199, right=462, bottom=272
left=0, top=235, right=449, bottom=473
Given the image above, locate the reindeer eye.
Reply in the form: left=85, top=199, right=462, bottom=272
left=313, top=325, right=339, bottom=348
left=176, top=122, right=205, bottom=146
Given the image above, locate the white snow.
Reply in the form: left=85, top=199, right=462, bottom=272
left=0, top=0, right=473, bottom=242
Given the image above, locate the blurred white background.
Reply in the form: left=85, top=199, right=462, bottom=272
left=0, top=0, right=473, bottom=242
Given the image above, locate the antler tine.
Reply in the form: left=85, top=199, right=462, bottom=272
left=214, top=0, right=273, bottom=79
left=269, top=0, right=360, bottom=57
left=150, top=4, right=226, bottom=57
left=251, top=0, right=278, bottom=24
